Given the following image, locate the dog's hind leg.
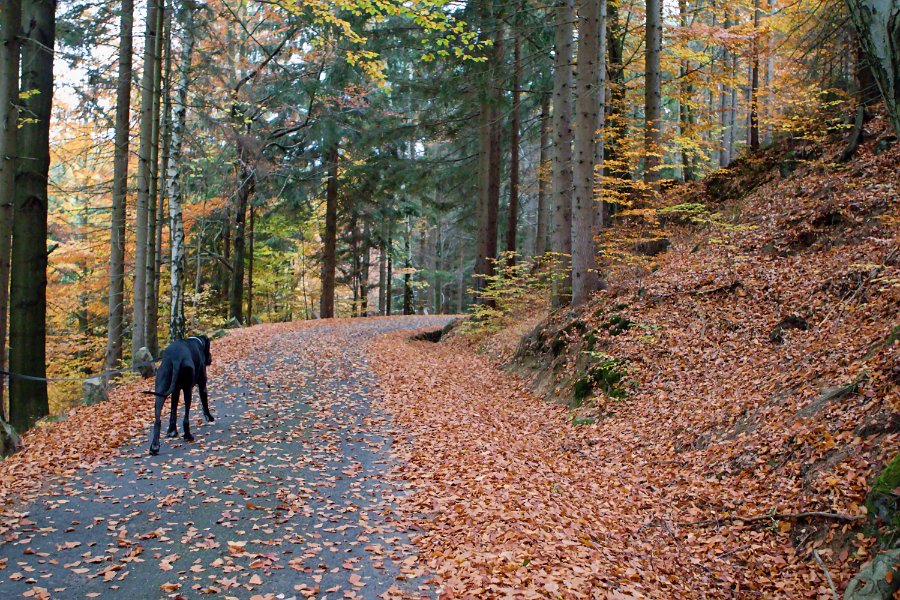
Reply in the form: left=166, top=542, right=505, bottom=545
left=149, top=393, right=165, bottom=455
left=166, top=387, right=180, bottom=438
left=182, top=384, right=195, bottom=442
left=198, top=372, right=214, bottom=423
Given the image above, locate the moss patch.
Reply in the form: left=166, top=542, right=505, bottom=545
left=573, top=354, right=629, bottom=405
left=867, top=452, right=900, bottom=530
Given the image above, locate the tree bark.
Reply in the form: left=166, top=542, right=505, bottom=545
left=403, top=217, right=413, bottom=315
left=9, top=0, right=56, bottom=431
left=750, top=0, right=761, bottom=151
left=572, top=0, right=604, bottom=307
left=132, top=0, right=162, bottom=359
left=506, top=23, right=521, bottom=263
left=154, top=4, right=173, bottom=337
left=644, top=0, right=662, bottom=192
left=845, top=0, right=900, bottom=136
left=0, top=0, right=22, bottom=419
left=167, top=0, right=195, bottom=342
left=535, top=94, right=550, bottom=257
left=319, top=143, right=338, bottom=318
left=145, top=0, right=166, bottom=355
left=247, top=204, right=254, bottom=323
left=551, top=0, right=574, bottom=306
left=228, top=135, right=254, bottom=324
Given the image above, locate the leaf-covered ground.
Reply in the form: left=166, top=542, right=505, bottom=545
left=367, top=117, right=899, bottom=597
left=0, top=317, right=452, bottom=599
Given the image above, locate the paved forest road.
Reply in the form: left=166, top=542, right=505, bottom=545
left=0, top=316, right=454, bottom=600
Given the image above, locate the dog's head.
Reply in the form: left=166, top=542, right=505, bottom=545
left=196, top=335, right=212, bottom=366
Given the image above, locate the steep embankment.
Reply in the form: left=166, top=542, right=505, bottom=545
left=373, top=114, right=898, bottom=597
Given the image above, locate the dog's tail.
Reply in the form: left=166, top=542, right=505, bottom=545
left=147, top=358, right=179, bottom=399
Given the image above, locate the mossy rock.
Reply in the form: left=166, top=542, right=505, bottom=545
left=866, top=452, right=900, bottom=529
left=844, top=549, right=900, bottom=600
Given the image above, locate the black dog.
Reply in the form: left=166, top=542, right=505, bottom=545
left=146, top=335, right=214, bottom=456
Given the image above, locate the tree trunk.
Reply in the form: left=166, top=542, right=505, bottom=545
left=535, top=94, right=550, bottom=257
left=572, top=0, right=604, bottom=307
left=644, top=0, right=662, bottom=192
left=228, top=137, right=254, bottom=324
left=403, top=218, right=413, bottom=315
left=473, top=18, right=503, bottom=297
left=378, top=221, right=387, bottom=315
left=506, top=23, right=521, bottom=263
left=145, top=0, right=166, bottom=355
left=132, top=0, right=162, bottom=359
left=0, top=0, right=22, bottom=419
left=678, top=0, right=696, bottom=180
left=845, top=0, right=900, bottom=136
left=360, top=220, right=370, bottom=315
left=604, top=0, right=627, bottom=183
left=104, top=0, right=133, bottom=370
left=319, top=143, right=338, bottom=318
left=719, top=11, right=733, bottom=167
left=9, top=0, right=56, bottom=431
left=750, top=0, right=761, bottom=150
left=386, top=232, right=393, bottom=315
left=247, top=204, right=254, bottom=323
left=551, top=0, right=574, bottom=306
left=155, top=5, right=173, bottom=337
left=167, top=0, right=195, bottom=342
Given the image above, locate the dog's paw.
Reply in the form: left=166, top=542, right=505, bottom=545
left=149, top=445, right=160, bottom=456
left=183, top=432, right=195, bottom=442
left=166, top=428, right=178, bottom=438
left=205, top=414, right=215, bottom=424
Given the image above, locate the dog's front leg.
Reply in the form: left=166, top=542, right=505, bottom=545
left=198, top=374, right=214, bottom=423
left=149, top=394, right=165, bottom=455
left=166, top=387, right=180, bottom=438
left=182, top=386, right=194, bottom=442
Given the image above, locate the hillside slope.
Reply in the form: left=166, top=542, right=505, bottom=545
left=485, top=114, right=899, bottom=593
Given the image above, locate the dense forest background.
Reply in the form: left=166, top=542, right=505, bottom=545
left=0, top=0, right=898, bottom=427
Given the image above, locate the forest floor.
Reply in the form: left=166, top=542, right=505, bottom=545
left=382, top=115, right=899, bottom=597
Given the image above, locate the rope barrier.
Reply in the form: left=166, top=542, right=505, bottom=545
left=0, top=358, right=162, bottom=384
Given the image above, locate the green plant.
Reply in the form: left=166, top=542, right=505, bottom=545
left=573, top=352, right=630, bottom=404
left=461, top=252, right=565, bottom=335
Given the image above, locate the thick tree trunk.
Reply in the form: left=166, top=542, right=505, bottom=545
left=473, top=19, right=503, bottom=297
left=506, top=24, right=521, bottom=263
left=9, top=0, right=56, bottom=431
left=604, top=0, right=627, bottom=183
left=133, top=0, right=162, bottom=359
left=145, top=0, right=166, bottom=355
left=551, top=0, right=574, bottom=306
left=644, top=0, right=662, bottom=192
left=535, top=95, right=550, bottom=257
left=846, top=0, right=900, bottom=136
left=572, top=0, right=605, bottom=307
left=228, top=138, right=254, bottom=324
left=104, top=0, right=133, bottom=371
left=0, top=0, right=22, bottom=419
left=319, top=143, right=338, bottom=319
left=167, top=0, right=195, bottom=342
